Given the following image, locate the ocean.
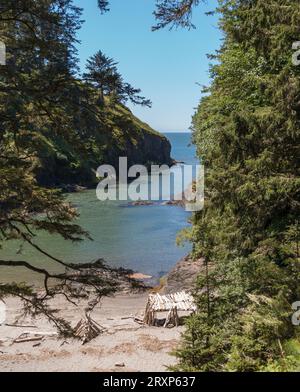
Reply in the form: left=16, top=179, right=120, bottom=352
left=1, top=132, right=197, bottom=282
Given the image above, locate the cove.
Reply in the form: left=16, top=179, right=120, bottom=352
left=0, top=133, right=197, bottom=283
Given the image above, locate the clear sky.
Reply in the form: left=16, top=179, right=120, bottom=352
left=73, top=0, right=222, bottom=132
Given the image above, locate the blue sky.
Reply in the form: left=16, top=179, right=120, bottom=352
left=74, top=0, right=222, bottom=132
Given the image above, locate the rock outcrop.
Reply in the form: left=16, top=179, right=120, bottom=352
left=36, top=104, right=173, bottom=188
left=105, top=107, right=173, bottom=169
left=162, top=256, right=205, bottom=294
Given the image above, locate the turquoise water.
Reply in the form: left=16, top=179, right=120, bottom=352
left=1, top=132, right=197, bottom=282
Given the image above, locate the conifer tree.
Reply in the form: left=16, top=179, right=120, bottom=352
left=84, top=50, right=152, bottom=107
left=151, top=0, right=300, bottom=371
left=0, top=0, right=119, bottom=333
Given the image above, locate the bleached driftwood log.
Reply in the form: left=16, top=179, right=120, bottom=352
left=13, top=331, right=58, bottom=344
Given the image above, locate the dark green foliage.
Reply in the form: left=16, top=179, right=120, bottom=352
left=0, top=0, right=158, bottom=333
left=0, top=0, right=112, bottom=333
left=170, top=0, right=300, bottom=371
left=83, top=50, right=152, bottom=107
left=99, top=0, right=202, bottom=31
left=83, top=51, right=119, bottom=104
left=98, top=0, right=110, bottom=13
left=95, top=1, right=300, bottom=370
left=0, top=1, right=156, bottom=188
left=152, top=0, right=202, bottom=31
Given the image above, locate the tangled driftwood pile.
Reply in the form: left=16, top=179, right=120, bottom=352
left=143, top=291, right=196, bottom=327
left=74, top=314, right=105, bottom=344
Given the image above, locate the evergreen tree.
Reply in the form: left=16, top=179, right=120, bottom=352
left=156, top=0, right=300, bottom=371
left=0, top=0, right=156, bottom=333
left=98, top=0, right=201, bottom=30
left=152, top=0, right=201, bottom=30
left=83, top=50, right=118, bottom=104
left=84, top=50, right=152, bottom=107
left=98, top=0, right=110, bottom=13
left=0, top=0, right=119, bottom=333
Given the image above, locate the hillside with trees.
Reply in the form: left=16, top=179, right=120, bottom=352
left=0, top=0, right=171, bottom=331
left=1, top=0, right=299, bottom=373
left=0, top=0, right=172, bottom=189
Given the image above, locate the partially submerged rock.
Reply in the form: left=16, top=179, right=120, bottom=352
left=128, top=201, right=155, bottom=207
left=61, top=184, right=87, bottom=193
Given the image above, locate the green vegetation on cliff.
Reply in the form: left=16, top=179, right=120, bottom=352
left=0, top=0, right=171, bottom=330
left=1, top=1, right=172, bottom=189
left=35, top=99, right=172, bottom=187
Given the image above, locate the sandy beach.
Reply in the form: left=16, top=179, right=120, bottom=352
left=0, top=293, right=184, bottom=372
left=0, top=256, right=203, bottom=372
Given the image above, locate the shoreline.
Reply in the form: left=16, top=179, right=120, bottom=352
left=0, top=293, right=182, bottom=372
left=0, top=256, right=203, bottom=372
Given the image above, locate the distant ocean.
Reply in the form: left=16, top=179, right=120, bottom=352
left=1, top=132, right=198, bottom=282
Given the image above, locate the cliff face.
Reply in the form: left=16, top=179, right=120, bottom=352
left=36, top=104, right=173, bottom=187
left=161, top=256, right=205, bottom=294
left=105, top=107, right=173, bottom=169
left=138, top=129, right=173, bottom=167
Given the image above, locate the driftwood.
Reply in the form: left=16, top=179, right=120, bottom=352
left=13, top=331, right=58, bottom=344
left=5, top=324, right=37, bottom=329
left=133, top=317, right=144, bottom=325
left=163, top=307, right=179, bottom=328
left=115, top=362, right=125, bottom=368
left=144, top=291, right=196, bottom=327
left=14, top=336, right=43, bottom=344
left=74, top=314, right=104, bottom=344
left=22, top=331, right=58, bottom=336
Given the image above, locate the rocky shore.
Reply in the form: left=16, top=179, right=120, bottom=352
left=161, top=256, right=205, bottom=294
